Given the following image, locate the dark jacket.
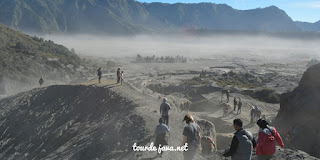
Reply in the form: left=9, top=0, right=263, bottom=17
left=224, top=128, right=256, bottom=160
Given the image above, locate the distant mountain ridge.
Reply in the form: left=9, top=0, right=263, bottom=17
left=295, top=20, right=320, bottom=32
left=0, top=0, right=302, bottom=34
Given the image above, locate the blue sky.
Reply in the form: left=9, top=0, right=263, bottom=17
left=136, top=0, right=320, bottom=23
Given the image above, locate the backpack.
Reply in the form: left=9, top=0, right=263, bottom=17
left=162, top=103, right=168, bottom=113
left=201, top=136, right=214, bottom=145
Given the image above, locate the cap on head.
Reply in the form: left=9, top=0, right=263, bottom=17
left=183, top=114, right=194, bottom=123
left=163, top=98, right=167, bottom=102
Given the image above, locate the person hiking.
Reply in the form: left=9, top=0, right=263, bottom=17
left=180, top=102, right=185, bottom=110
left=160, top=98, right=171, bottom=126
left=221, top=89, right=230, bottom=102
left=97, top=67, right=102, bottom=83
left=222, top=119, right=257, bottom=160
left=237, top=97, right=242, bottom=114
left=186, top=101, right=190, bottom=111
left=250, top=107, right=256, bottom=123
left=226, top=90, right=230, bottom=103
left=201, top=136, right=216, bottom=155
left=233, top=97, right=238, bottom=111
left=117, top=68, right=121, bottom=83
left=181, top=114, right=201, bottom=160
left=155, top=117, right=170, bottom=158
left=39, top=77, right=44, bottom=86
left=120, top=71, right=124, bottom=85
left=223, top=104, right=229, bottom=116
left=256, top=119, right=284, bottom=160
left=255, top=107, right=261, bottom=119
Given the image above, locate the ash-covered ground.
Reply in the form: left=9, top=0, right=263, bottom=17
left=1, top=50, right=319, bottom=159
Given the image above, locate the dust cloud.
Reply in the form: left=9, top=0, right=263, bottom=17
left=43, top=34, right=320, bottom=62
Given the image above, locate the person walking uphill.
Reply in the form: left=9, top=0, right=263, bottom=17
left=97, top=67, right=102, bottom=83
left=256, top=119, right=284, bottom=160
left=117, top=68, right=121, bottom=84
left=222, top=119, right=257, bottom=160
left=237, top=97, right=242, bottom=114
left=155, top=117, right=170, bottom=158
left=181, top=114, right=201, bottom=160
left=160, top=98, right=171, bottom=126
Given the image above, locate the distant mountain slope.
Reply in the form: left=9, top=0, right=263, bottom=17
left=0, top=0, right=301, bottom=34
left=296, top=20, right=320, bottom=31
left=0, top=0, right=149, bottom=34
left=0, top=23, right=80, bottom=79
left=144, top=3, right=300, bottom=32
left=0, top=23, right=86, bottom=95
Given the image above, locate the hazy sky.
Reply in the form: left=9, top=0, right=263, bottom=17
left=136, top=0, right=320, bottom=23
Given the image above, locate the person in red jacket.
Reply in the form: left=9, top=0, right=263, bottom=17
left=256, top=119, right=284, bottom=160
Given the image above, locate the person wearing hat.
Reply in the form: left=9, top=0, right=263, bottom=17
left=160, top=98, right=171, bottom=126
left=181, top=114, right=201, bottom=160
left=256, top=119, right=284, bottom=160
left=155, top=117, right=170, bottom=157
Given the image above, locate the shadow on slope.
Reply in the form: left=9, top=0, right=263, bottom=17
left=0, top=85, right=148, bottom=160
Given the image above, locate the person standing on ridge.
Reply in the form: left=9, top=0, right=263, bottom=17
left=117, top=68, right=121, bottom=84
left=155, top=117, right=170, bottom=158
left=39, top=76, right=44, bottom=87
left=160, top=98, right=171, bottom=126
left=120, top=71, right=124, bottom=85
left=97, top=67, right=102, bottom=83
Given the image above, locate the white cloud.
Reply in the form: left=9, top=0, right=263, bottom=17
left=294, top=1, right=320, bottom=8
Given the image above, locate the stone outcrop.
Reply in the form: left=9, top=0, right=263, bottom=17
left=277, top=63, right=320, bottom=158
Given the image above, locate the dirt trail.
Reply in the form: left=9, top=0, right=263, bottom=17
left=188, top=91, right=279, bottom=149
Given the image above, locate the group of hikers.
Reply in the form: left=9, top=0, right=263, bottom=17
left=222, top=118, right=284, bottom=160
left=39, top=67, right=126, bottom=86
left=180, top=101, right=191, bottom=112
left=96, top=67, right=125, bottom=85
left=156, top=97, right=284, bottom=160
left=156, top=98, right=216, bottom=159
left=223, top=96, right=243, bottom=116
left=221, top=92, right=263, bottom=125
